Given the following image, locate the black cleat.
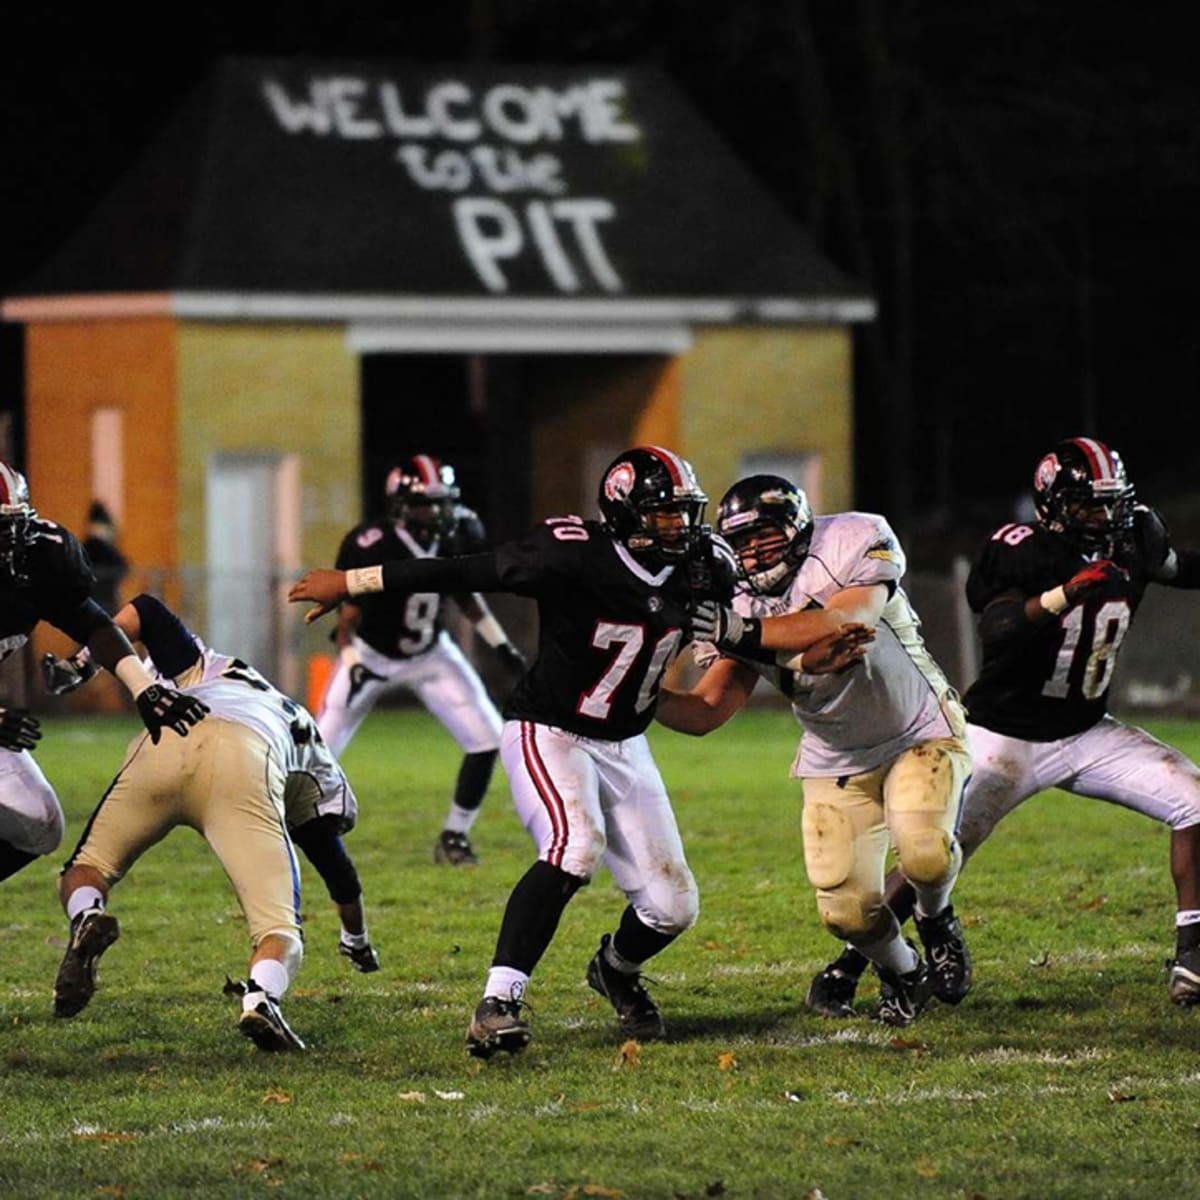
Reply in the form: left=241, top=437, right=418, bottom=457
left=54, top=910, right=120, bottom=1018
left=239, top=989, right=306, bottom=1052
left=434, top=830, right=479, bottom=867
left=805, top=963, right=860, bottom=1018
left=1168, top=947, right=1200, bottom=1006
left=466, top=995, right=531, bottom=1059
left=875, top=942, right=935, bottom=1028
left=585, top=934, right=666, bottom=1041
left=338, top=940, right=381, bottom=973
left=915, top=904, right=973, bottom=1005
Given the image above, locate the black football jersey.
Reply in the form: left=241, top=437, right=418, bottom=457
left=494, top=517, right=701, bottom=740
left=962, top=522, right=1147, bottom=740
left=334, top=506, right=488, bottom=660
left=0, top=520, right=98, bottom=663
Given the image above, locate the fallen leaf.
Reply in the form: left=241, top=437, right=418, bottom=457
left=915, top=1157, right=938, bottom=1179
left=1107, top=1089, right=1137, bottom=1103
left=614, top=1041, right=641, bottom=1068
left=397, top=1091, right=427, bottom=1103
left=1082, top=895, right=1107, bottom=910
left=261, top=1089, right=292, bottom=1105
left=247, top=1158, right=283, bottom=1174
left=889, top=1038, right=929, bottom=1054
left=701, top=940, right=722, bottom=951
left=581, top=1187, right=624, bottom=1198
left=717, top=1052, right=738, bottom=1072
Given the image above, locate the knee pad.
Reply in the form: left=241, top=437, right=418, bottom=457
left=817, top=891, right=882, bottom=941
left=28, top=801, right=65, bottom=857
left=635, top=872, right=700, bottom=936
left=802, top=802, right=854, bottom=891
left=559, top=826, right=606, bottom=881
left=896, top=826, right=954, bottom=885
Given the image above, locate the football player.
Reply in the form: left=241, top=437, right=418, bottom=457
left=806, top=437, right=1200, bottom=1015
left=50, top=592, right=373, bottom=1051
left=0, top=462, right=206, bottom=884
left=658, top=475, right=972, bottom=1027
left=318, top=456, right=525, bottom=867
left=291, top=446, right=744, bottom=1056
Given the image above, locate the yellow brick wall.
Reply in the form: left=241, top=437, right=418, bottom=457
left=679, top=326, right=854, bottom=513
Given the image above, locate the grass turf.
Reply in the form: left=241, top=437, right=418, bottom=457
left=2, top=707, right=1198, bottom=1198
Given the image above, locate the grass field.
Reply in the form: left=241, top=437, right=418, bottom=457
left=2, top=707, right=1199, bottom=1199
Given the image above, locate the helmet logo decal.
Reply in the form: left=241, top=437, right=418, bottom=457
left=1034, top=453, right=1060, bottom=494
left=603, top=461, right=637, bottom=503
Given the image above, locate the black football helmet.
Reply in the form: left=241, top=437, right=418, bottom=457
left=597, top=446, right=708, bottom=565
left=385, top=455, right=460, bottom=546
left=716, top=474, right=814, bottom=595
left=0, top=461, right=37, bottom=586
left=1033, top=437, right=1135, bottom=557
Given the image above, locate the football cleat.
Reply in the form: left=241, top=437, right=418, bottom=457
left=875, top=943, right=935, bottom=1028
left=585, top=934, right=666, bottom=1041
left=805, top=962, right=860, bottom=1019
left=434, top=830, right=479, bottom=867
left=915, top=904, right=973, bottom=1005
left=239, top=989, right=306, bottom=1052
left=466, top=995, right=532, bottom=1059
left=54, top=909, right=120, bottom=1018
left=338, top=940, right=381, bottom=973
left=1168, top=947, right=1200, bottom=1005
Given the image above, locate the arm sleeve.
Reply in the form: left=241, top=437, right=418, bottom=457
left=47, top=596, right=113, bottom=645
left=129, top=594, right=203, bottom=678
left=381, top=552, right=503, bottom=594
left=977, top=594, right=1039, bottom=649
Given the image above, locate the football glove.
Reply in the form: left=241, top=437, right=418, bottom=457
left=1063, top=558, right=1125, bottom=605
left=690, top=600, right=762, bottom=651
left=496, top=641, right=528, bottom=680
left=1122, top=504, right=1177, bottom=581
left=136, top=685, right=210, bottom=744
left=0, top=707, right=41, bottom=752
left=41, top=652, right=99, bottom=696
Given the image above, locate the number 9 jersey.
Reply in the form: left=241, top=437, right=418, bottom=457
left=962, top=521, right=1146, bottom=740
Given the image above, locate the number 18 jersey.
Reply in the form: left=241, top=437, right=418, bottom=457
left=962, top=522, right=1146, bottom=741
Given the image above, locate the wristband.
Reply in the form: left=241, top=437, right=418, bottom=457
left=474, top=614, right=507, bottom=648
left=114, top=654, right=155, bottom=699
left=739, top=617, right=763, bottom=652
left=346, top=566, right=384, bottom=597
left=1039, top=586, right=1069, bottom=615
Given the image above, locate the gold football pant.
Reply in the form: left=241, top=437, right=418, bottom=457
left=67, top=719, right=302, bottom=948
left=800, top=736, right=971, bottom=940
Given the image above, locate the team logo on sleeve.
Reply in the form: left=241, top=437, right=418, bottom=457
left=603, top=461, right=636, bottom=502
left=866, top=537, right=898, bottom=561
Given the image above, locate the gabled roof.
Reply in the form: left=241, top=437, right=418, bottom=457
left=4, top=57, right=874, bottom=326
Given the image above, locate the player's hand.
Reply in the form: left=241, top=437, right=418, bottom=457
left=136, top=685, right=210, bottom=744
left=1063, top=558, right=1125, bottom=605
left=288, top=569, right=350, bottom=624
left=796, top=623, right=874, bottom=675
left=41, top=652, right=98, bottom=696
left=1122, top=504, right=1177, bottom=580
left=0, top=707, right=41, bottom=752
left=496, top=641, right=528, bottom=680
left=690, top=600, right=758, bottom=650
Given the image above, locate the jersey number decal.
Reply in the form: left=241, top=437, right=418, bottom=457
left=992, top=523, right=1035, bottom=547
left=397, top=593, right=439, bottom=655
left=578, top=623, right=682, bottom=720
left=1041, top=599, right=1131, bottom=701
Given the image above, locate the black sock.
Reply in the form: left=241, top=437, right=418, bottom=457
left=1176, top=920, right=1200, bottom=956
left=834, top=944, right=870, bottom=978
left=454, top=751, right=497, bottom=811
left=0, top=840, right=37, bottom=883
left=611, top=904, right=678, bottom=967
left=492, top=860, right=585, bottom=975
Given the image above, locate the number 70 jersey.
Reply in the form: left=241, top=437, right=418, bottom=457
left=961, top=521, right=1147, bottom=741
left=493, top=517, right=696, bottom=740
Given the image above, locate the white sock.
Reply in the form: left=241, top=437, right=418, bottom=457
left=340, top=926, right=370, bottom=949
left=1176, top=910, right=1200, bottom=927
left=852, top=920, right=920, bottom=976
left=66, top=887, right=105, bottom=922
left=248, top=957, right=290, bottom=1002
left=484, top=967, right=529, bottom=1002
left=443, top=804, right=478, bottom=835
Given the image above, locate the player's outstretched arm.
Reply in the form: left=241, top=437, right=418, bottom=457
left=656, top=657, right=758, bottom=736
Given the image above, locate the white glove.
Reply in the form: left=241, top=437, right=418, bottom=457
left=690, top=601, right=747, bottom=647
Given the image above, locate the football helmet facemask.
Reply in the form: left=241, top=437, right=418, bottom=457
left=598, top=446, right=708, bottom=566
left=716, top=475, right=814, bottom=596
left=385, top=455, right=460, bottom=546
left=1033, top=437, right=1135, bottom=557
left=0, top=461, right=37, bottom=586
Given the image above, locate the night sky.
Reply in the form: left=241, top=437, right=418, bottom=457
left=4, top=3, right=1197, bottom=560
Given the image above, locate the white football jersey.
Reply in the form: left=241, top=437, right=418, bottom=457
left=731, top=512, right=958, bottom=777
left=150, top=641, right=358, bottom=830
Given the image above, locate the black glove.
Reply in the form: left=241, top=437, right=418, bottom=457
left=0, top=708, right=41, bottom=752
left=496, top=641, right=528, bottom=680
left=136, top=685, right=210, bottom=744
left=684, top=530, right=739, bottom=602
left=1122, top=504, right=1176, bottom=580
left=690, top=600, right=762, bottom=651
left=41, top=652, right=98, bottom=696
